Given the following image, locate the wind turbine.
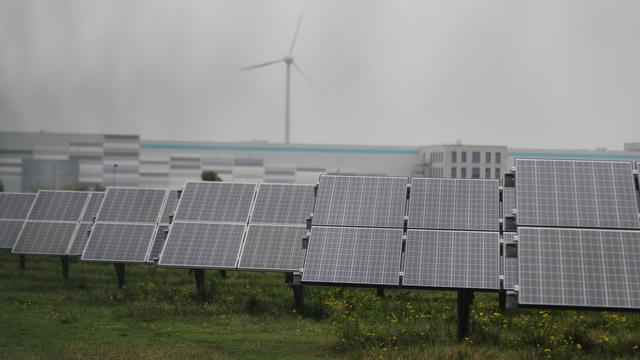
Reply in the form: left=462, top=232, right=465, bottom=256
left=240, top=12, right=320, bottom=144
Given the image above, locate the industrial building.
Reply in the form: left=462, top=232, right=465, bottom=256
left=1, top=131, right=639, bottom=192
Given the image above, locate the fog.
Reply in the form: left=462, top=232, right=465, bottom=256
left=1, top=0, right=639, bottom=149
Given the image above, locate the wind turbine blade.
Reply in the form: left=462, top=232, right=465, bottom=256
left=288, top=11, right=304, bottom=54
left=292, top=62, right=322, bottom=95
left=239, top=59, right=284, bottom=71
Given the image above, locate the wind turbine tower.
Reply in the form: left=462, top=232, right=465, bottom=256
left=241, top=12, right=319, bottom=144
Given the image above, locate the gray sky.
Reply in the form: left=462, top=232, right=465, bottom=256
left=1, top=0, right=639, bottom=150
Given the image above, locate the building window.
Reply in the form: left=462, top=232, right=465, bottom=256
left=495, top=168, right=501, bottom=179
left=485, top=152, right=491, bottom=163
left=461, top=152, right=467, bottom=163
left=472, top=152, right=480, bottom=164
left=451, top=167, right=457, bottom=178
left=485, top=168, right=491, bottom=179
left=451, top=151, right=457, bottom=163
left=495, top=152, right=501, bottom=163
left=472, top=167, right=480, bottom=179
left=461, top=167, right=467, bottom=178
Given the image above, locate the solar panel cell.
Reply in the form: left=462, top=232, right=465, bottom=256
left=0, top=193, right=36, bottom=219
left=13, top=222, right=78, bottom=255
left=82, top=223, right=156, bottom=262
left=302, top=226, right=402, bottom=286
left=516, top=159, right=640, bottom=229
left=518, top=227, right=640, bottom=309
left=158, top=222, right=246, bottom=268
left=408, top=178, right=499, bottom=231
left=239, top=224, right=307, bottom=271
left=403, top=230, right=500, bottom=290
left=250, top=184, right=315, bottom=225
left=0, top=220, right=25, bottom=249
left=174, top=182, right=256, bottom=223
left=313, top=176, right=407, bottom=228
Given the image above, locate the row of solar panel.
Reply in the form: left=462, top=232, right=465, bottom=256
left=1, top=158, right=640, bottom=311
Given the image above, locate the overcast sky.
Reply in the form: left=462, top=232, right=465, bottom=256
left=1, top=1, right=639, bottom=150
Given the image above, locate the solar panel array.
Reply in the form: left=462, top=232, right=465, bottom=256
left=302, top=226, right=403, bottom=286
left=159, top=182, right=256, bottom=269
left=515, top=159, right=640, bottom=229
left=82, top=188, right=167, bottom=263
left=238, top=183, right=315, bottom=272
left=403, top=230, right=500, bottom=290
left=514, top=159, right=640, bottom=310
left=0, top=193, right=36, bottom=249
left=13, top=191, right=90, bottom=255
left=518, top=227, right=640, bottom=309
left=408, top=178, right=499, bottom=231
left=313, top=175, right=407, bottom=228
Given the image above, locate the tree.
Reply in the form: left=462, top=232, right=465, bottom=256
left=201, top=170, right=222, bottom=182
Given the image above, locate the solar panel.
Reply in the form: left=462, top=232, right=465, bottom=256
left=173, top=182, right=256, bottom=223
left=313, top=175, right=407, bottom=228
left=68, top=223, right=92, bottom=256
left=27, top=191, right=90, bottom=221
left=0, top=193, right=36, bottom=219
left=403, top=230, right=500, bottom=290
left=147, top=225, right=168, bottom=263
left=250, top=184, right=315, bottom=225
left=502, top=233, right=518, bottom=291
left=302, top=226, right=402, bottom=286
left=82, top=223, right=157, bottom=262
left=158, top=222, right=246, bottom=269
left=81, top=192, right=105, bottom=223
left=502, top=187, right=516, bottom=219
left=160, top=190, right=179, bottom=224
left=515, top=159, right=640, bottom=229
left=0, top=220, right=26, bottom=249
left=518, top=227, right=640, bottom=309
left=12, top=222, right=78, bottom=255
left=408, top=178, right=499, bottom=231
left=96, top=188, right=166, bottom=223
left=238, top=224, right=307, bottom=271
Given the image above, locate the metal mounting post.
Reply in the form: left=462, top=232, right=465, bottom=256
left=194, top=269, right=206, bottom=299
left=114, top=263, right=126, bottom=288
left=19, top=255, right=26, bottom=270
left=219, top=270, right=227, bottom=278
left=456, top=290, right=474, bottom=341
left=376, top=287, right=385, bottom=298
left=60, top=256, right=70, bottom=280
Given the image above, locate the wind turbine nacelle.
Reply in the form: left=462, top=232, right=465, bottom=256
left=284, top=55, right=294, bottom=64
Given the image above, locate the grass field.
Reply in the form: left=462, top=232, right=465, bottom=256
left=1, top=250, right=639, bottom=359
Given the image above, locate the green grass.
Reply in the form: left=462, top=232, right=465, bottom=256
left=1, top=250, right=639, bottom=359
